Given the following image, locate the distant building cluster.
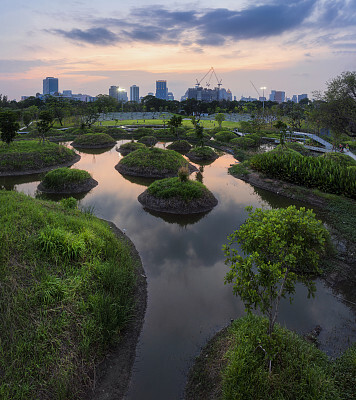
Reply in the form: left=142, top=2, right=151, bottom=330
left=21, top=77, right=95, bottom=102
left=20, top=76, right=309, bottom=105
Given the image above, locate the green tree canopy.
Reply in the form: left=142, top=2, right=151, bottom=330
left=0, top=110, right=20, bottom=144
left=223, top=205, right=329, bottom=364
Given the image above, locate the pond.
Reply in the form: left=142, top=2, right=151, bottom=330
left=2, top=141, right=355, bottom=400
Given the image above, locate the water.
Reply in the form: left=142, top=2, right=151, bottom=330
left=2, top=141, right=355, bottom=399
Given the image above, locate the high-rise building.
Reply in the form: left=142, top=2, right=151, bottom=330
left=130, top=85, right=140, bottom=102
left=156, top=80, right=168, bottom=100
left=269, top=90, right=285, bottom=104
left=292, top=95, right=298, bottom=103
left=298, top=94, right=308, bottom=103
left=43, top=77, right=58, bottom=95
left=167, top=92, right=174, bottom=101
left=117, top=90, right=128, bottom=103
left=109, top=86, right=119, bottom=99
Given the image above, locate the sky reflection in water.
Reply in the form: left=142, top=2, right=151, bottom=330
left=4, top=141, right=355, bottom=400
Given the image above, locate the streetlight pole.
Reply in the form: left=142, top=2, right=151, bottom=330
left=260, top=86, right=267, bottom=115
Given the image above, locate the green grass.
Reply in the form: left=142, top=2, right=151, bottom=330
left=332, top=343, right=356, bottom=400
left=41, top=167, right=91, bottom=190
left=0, top=140, right=77, bottom=173
left=120, top=147, right=188, bottom=172
left=222, top=314, right=340, bottom=400
left=187, top=146, right=217, bottom=159
left=166, top=140, right=192, bottom=153
left=0, top=191, right=136, bottom=399
left=147, top=177, right=206, bottom=201
left=72, top=133, right=116, bottom=146
left=119, top=141, right=146, bottom=152
left=137, top=135, right=158, bottom=146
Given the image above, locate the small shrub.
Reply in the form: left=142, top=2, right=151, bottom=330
left=137, top=135, right=158, bottom=147
left=214, top=130, right=236, bottom=143
left=178, top=165, right=189, bottom=182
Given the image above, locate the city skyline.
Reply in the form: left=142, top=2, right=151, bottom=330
left=1, top=0, right=355, bottom=101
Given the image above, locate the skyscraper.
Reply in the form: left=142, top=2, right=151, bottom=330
left=43, top=77, right=58, bottom=95
left=109, top=86, right=119, bottom=99
left=156, top=80, right=168, bottom=100
left=130, top=85, right=140, bottom=102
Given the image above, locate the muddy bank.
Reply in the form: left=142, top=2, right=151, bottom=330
left=85, top=221, right=147, bottom=400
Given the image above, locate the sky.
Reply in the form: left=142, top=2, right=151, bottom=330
left=0, top=0, right=355, bottom=101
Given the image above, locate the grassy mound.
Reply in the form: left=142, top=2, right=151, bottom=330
left=71, top=133, right=116, bottom=148
left=116, top=147, right=192, bottom=178
left=214, top=130, right=236, bottom=143
left=222, top=315, right=339, bottom=399
left=322, top=152, right=356, bottom=167
left=186, top=146, right=218, bottom=162
left=0, top=191, right=137, bottom=399
left=137, top=135, right=158, bottom=147
left=0, top=140, right=78, bottom=175
left=186, top=314, right=343, bottom=400
left=39, top=167, right=97, bottom=193
left=230, top=134, right=263, bottom=149
left=117, top=141, right=146, bottom=155
left=138, top=177, right=218, bottom=214
left=166, top=140, right=192, bottom=154
left=147, top=177, right=206, bottom=201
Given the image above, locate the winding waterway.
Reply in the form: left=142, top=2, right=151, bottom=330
left=1, top=141, right=355, bottom=400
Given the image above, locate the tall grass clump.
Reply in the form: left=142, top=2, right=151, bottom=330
left=250, top=151, right=356, bottom=198
left=0, top=191, right=136, bottom=399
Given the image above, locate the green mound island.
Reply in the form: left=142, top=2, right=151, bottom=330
left=0, top=140, right=79, bottom=176
left=0, top=191, right=146, bottom=399
left=186, top=314, right=354, bottom=400
left=166, top=140, right=192, bottom=154
left=38, top=167, right=98, bottom=194
left=137, top=135, right=158, bottom=147
left=117, top=141, right=146, bottom=156
left=115, top=147, right=197, bottom=178
left=186, top=146, right=219, bottom=162
left=138, top=176, right=218, bottom=214
left=71, top=133, right=116, bottom=149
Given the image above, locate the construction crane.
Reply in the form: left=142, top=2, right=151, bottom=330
left=195, top=67, right=222, bottom=89
left=250, top=81, right=261, bottom=98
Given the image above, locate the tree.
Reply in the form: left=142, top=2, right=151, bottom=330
left=274, top=120, right=288, bottom=146
left=223, top=206, right=329, bottom=372
left=0, top=110, right=19, bottom=144
left=168, top=115, right=182, bottom=138
left=79, top=103, right=99, bottom=129
left=22, top=111, right=32, bottom=128
left=215, top=112, right=225, bottom=128
left=37, top=110, right=54, bottom=143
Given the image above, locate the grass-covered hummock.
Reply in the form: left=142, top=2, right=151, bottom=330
left=71, top=133, right=116, bottom=148
left=166, top=140, right=192, bottom=154
left=117, top=141, right=146, bottom=156
left=322, top=151, right=356, bottom=167
left=115, top=147, right=197, bottom=178
left=138, top=176, right=218, bottom=214
left=186, top=314, right=344, bottom=400
left=38, top=167, right=98, bottom=193
left=137, top=135, right=158, bottom=147
left=186, top=146, right=219, bottom=162
left=0, top=191, right=144, bottom=399
left=0, top=140, right=79, bottom=176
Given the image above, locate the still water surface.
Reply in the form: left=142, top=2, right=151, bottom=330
left=2, top=141, right=355, bottom=400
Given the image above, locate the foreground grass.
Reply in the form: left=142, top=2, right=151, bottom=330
left=0, top=191, right=136, bottom=399
left=0, top=140, right=77, bottom=173
left=147, top=177, right=206, bottom=201
left=41, top=167, right=91, bottom=190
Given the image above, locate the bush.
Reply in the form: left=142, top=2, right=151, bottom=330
left=187, top=146, right=218, bottom=161
left=230, top=136, right=256, bottom=148
left=222, top=314, right=339, bottom=400
left=133, top=127, right=154, bottom=137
